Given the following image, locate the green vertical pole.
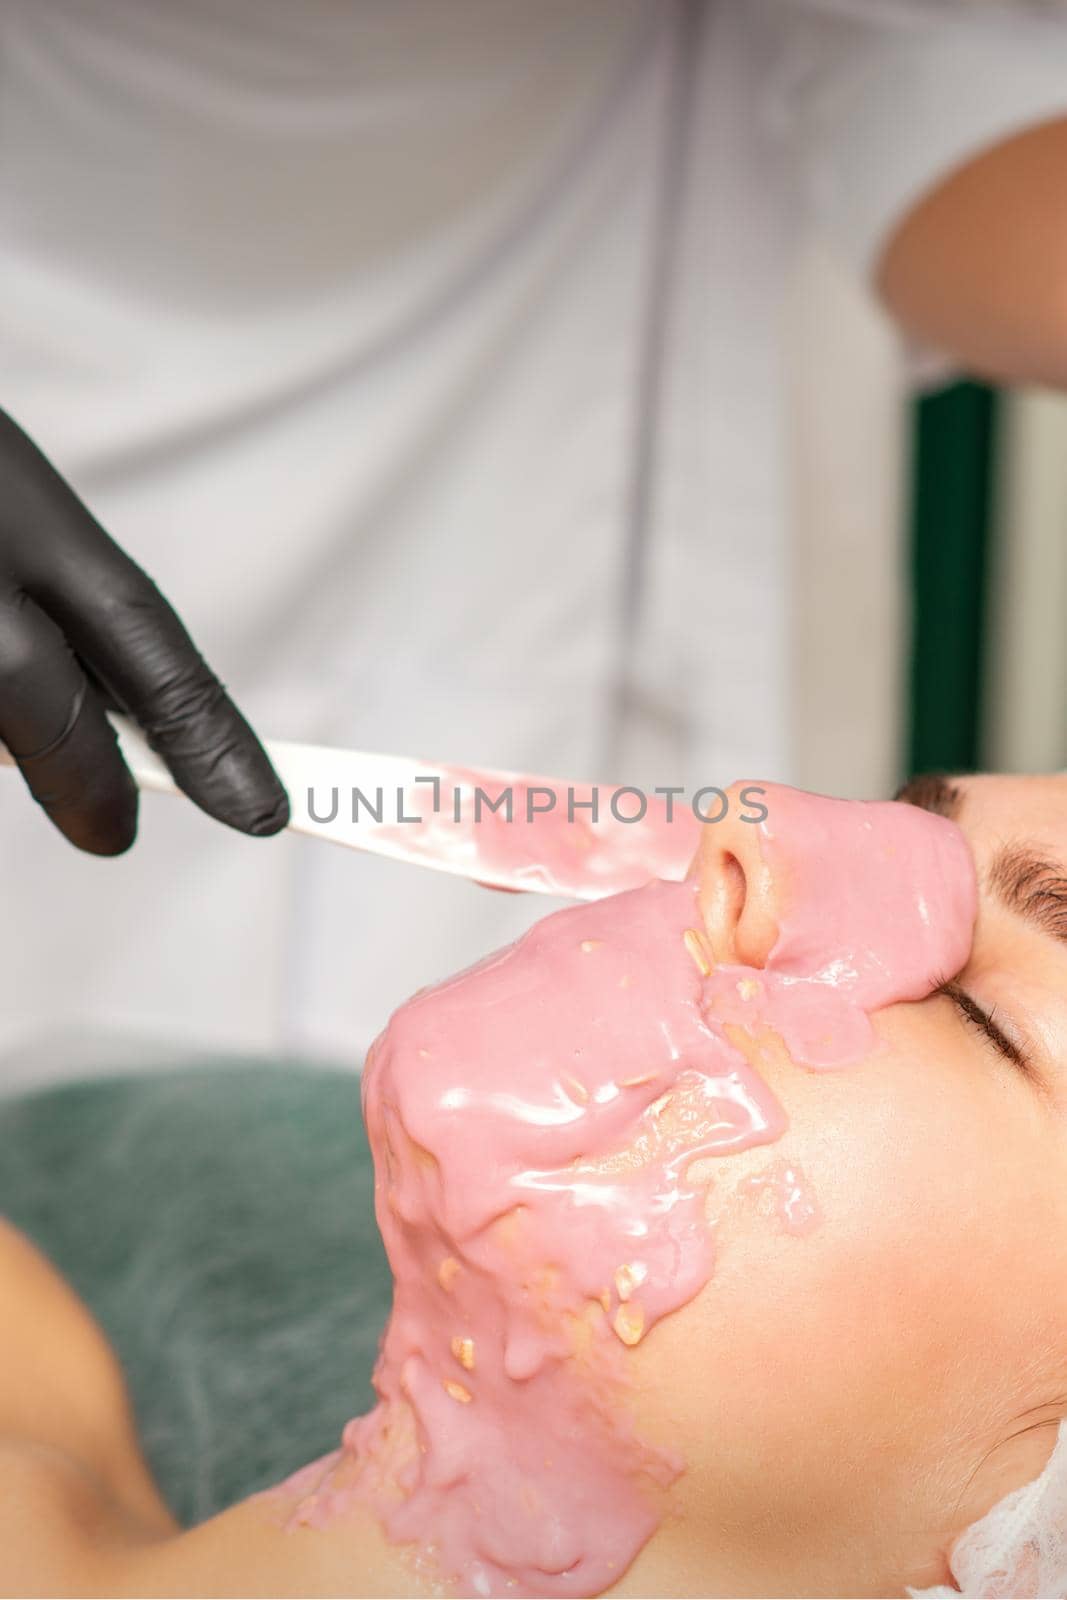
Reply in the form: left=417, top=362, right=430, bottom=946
left=906, top=380, right=999, bottom=777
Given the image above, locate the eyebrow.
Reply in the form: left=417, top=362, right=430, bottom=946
left=893, top=773, right=962, bottom=819
left=895, top=774, right=1067, bottom=948
left=988, top=846, right=1067, bottom=946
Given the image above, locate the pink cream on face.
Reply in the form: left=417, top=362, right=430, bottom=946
left=280, top=784, right=977, bottom=1597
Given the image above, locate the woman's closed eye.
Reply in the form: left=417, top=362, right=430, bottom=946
left=939, top=980, right=1036, bottom=1080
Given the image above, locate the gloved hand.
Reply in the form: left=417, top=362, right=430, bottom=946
left=0, top=408, right=289, bottom=855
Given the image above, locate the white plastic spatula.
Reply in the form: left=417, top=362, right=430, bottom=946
left=0, top=714, right=698, bottom=901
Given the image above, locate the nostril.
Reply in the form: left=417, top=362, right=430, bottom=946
left=697, top=842, right=780, bottom=970
left=722, top=852, right=745, bottom=922
left=700, top=848, right=749, bottom=966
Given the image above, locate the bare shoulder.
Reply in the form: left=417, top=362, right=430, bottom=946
left=117, top=1467, right=420, bottom=1598
left=0, top=1219, right=178, bottom=1595
left=0, top=1219, right=173, bottom=1510
left=0, top=1440, right=410, bottom=1599
left=0, top=1438, right=164, bottom=1598
left=0, top=1221, right=413, bottom=1598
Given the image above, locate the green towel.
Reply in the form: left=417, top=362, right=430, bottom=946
left=0, top=1063, right=392, bottom=1526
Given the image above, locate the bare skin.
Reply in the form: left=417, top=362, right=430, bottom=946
left=5, top=772, right=1067, bottom=1597
left=879, top=117, right=1067, bottom=387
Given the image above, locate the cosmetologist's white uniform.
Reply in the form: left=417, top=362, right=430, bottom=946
left=1, top=0, right=1065, bottom=1082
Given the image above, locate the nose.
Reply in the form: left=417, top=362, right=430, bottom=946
left=689, top=783, right=780, bottom=968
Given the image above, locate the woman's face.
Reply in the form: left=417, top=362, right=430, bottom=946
left=624, top=774, right=1067, bottom=1598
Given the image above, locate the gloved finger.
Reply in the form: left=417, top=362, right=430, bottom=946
left=71, top=587, right=288, bottom=839
left=76, top=591, right=289, bottom=838
left=0, top=594, right=138, bottom=855
left=81, top=656, right=123, bottom=714
left=0, top=413, right=289, bottom=837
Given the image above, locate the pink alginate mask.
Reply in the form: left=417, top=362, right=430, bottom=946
left=276, top=783, right=977, bottom=1598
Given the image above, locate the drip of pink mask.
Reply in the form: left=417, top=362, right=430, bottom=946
left=279, top=784, right=977, bottom=1597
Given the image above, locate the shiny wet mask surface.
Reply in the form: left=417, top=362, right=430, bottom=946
left=277, top=784, right=977, bottom=1597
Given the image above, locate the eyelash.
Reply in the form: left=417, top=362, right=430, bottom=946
left=940, top=981, right=1034, bottom=1078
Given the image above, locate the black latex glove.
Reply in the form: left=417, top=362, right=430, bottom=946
left=0, top=408, right=290, bottom=855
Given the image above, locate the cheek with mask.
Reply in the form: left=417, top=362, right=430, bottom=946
left=275, top=784, right=988, bottom=1598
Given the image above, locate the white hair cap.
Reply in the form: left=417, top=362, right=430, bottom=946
left=910, top=1420, right=1067, bottom=1599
